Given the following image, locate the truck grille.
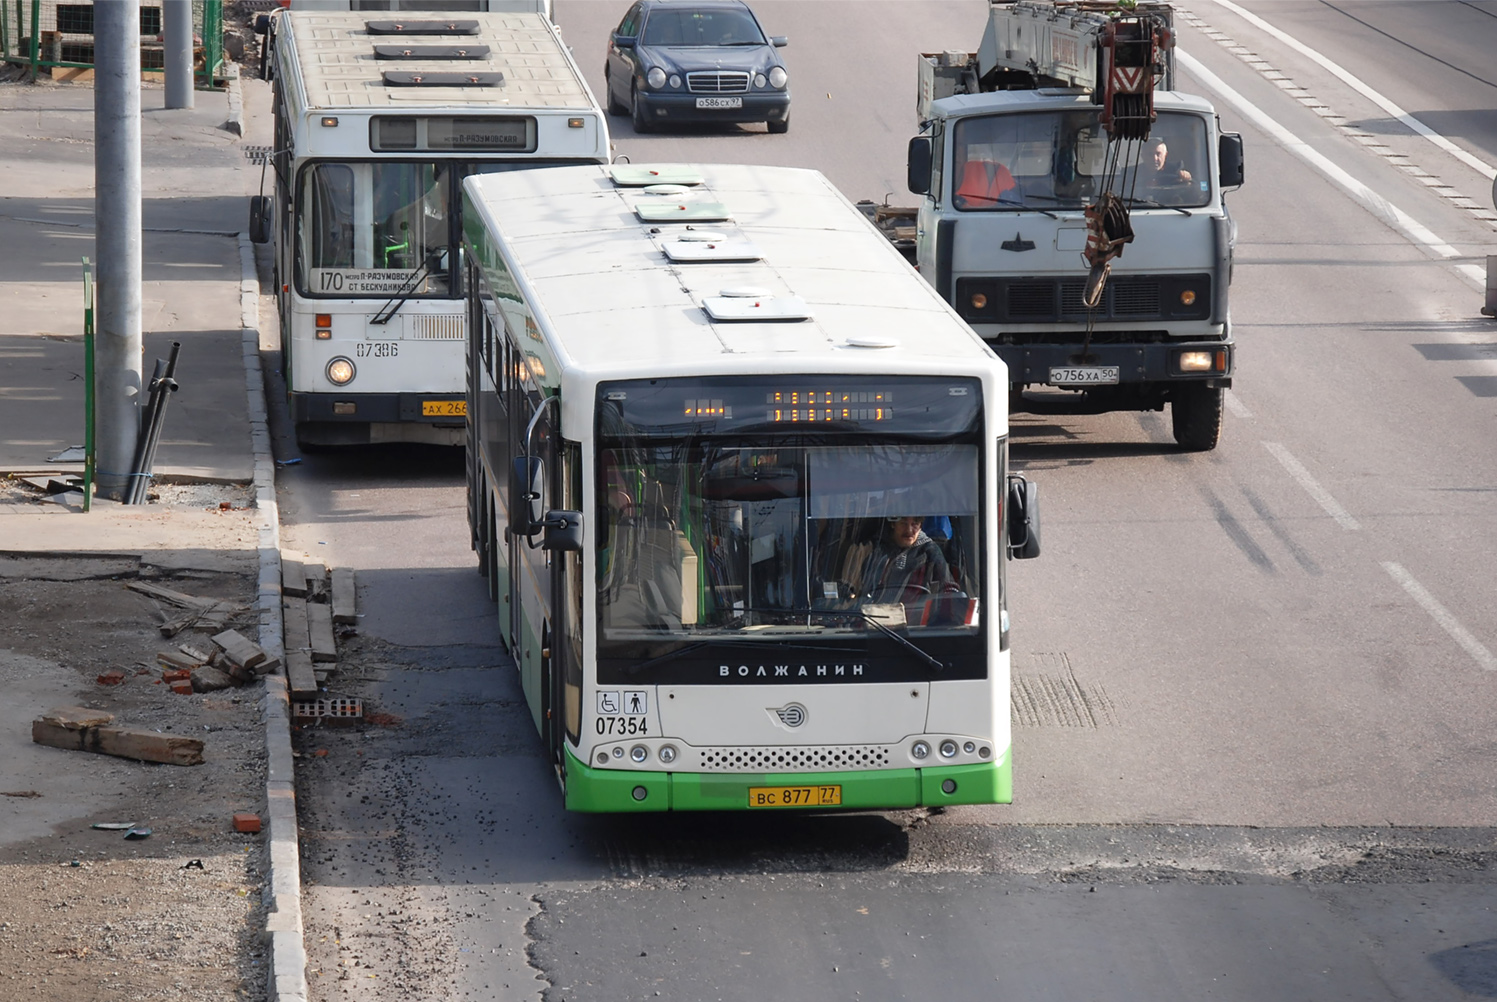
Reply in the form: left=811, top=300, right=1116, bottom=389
left=687, top=71, right=750, bottom=94
left=958, top=274, right=1210, bottom=324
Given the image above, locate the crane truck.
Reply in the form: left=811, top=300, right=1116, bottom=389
left=883, top=0, right=1244, bottom=450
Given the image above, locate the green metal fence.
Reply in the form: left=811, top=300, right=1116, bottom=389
left=1, top=0, right=223, bottom=85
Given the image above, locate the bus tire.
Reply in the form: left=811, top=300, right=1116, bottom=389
left=1171, top=383, right=1223, bottom=452
left=604, top=69, right=626, bottom=116
left=631, top=85, right=652, bottom=134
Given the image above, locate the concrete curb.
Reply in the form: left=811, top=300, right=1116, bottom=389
left=240, top=231, right=307, bottom=1002
left=225, top=63, right=244, bottom=137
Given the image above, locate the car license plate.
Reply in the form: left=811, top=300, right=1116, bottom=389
left=1049, top=366, right=1120, bottom=386
left=748, top=784, right=842, bottom=808
left=695, top=97, right=743, bottom=109
left=422, top=400, right=466, bottom=417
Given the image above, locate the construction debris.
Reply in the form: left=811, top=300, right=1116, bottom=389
left=211, top=628, right=280, bottom=676
left=32, top=706, right=205, bottom=766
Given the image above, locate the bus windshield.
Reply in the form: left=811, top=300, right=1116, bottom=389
left=951, top=109, right=1211, bottom=210
left=596, top=377, right=986, bottom=671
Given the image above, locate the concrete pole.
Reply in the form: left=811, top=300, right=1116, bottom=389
left=94, top=0, right=144, bottom=502
left=164, top=0, right=195, bottom=109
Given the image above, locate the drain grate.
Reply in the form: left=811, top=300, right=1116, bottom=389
left=293, top=697, right=363, bottom=720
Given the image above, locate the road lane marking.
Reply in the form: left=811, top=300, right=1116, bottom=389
left=1204, top=0, right=1497, bottom=183
left=1224, top=388, right=1252, bottom=419
left=1382, top=561, right=1497, bottom=672
left=1176, top=49, right=1488, bottom=290
left=1261, top=441, right=1360, bottom=530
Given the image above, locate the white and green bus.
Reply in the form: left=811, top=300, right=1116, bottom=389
left=252, top=10, right=608, bottom=447
left=462, top=163, right=1040, bottom=812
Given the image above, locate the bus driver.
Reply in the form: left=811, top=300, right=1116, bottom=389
left=858, top=515, right=960, bottom=605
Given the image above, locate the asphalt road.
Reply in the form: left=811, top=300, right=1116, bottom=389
left=271, top=2, right=1497, bottom=999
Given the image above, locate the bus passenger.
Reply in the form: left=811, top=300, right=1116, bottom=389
left=859, top=516, right=959, bottom=605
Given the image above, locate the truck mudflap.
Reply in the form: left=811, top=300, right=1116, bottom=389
left=992, top=339, right=1232, bottom=394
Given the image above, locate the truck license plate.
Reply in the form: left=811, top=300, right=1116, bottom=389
left=1050, top=366, right=1120, bottom=386
left=695, top=97, right=743, bottom=109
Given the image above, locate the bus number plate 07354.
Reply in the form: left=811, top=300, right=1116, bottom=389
left=421, top=400, right=466, bottom=417
left=748, top=785, right=842, bottom=808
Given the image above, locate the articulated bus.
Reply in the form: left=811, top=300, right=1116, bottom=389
left=461, top=162, right=1041, bottom=813
left=251, top=10, right=609, bottom=447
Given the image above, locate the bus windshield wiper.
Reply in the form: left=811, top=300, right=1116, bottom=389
left=371, top=259, right=432, bottom=325
left=772, top=608, right=947, bottom=673
left=623, top=637, right=866, bottom=676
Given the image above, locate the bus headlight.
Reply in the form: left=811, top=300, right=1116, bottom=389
left=658, top=744, right=678, bottom=764
left=630, top=744, right=649, bottom=763
left=646, top=67, right=667, bottom=89
left=326, top=357, right=355, bottom=385
left=911, top=740, right=930, bottom=760
left=939, top=740, right=958, bottom=758
left=768, top=66, right=787, bottom=89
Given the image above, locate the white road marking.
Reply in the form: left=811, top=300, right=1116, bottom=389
left=1261, top=441, right=1360, bottom=530
left=1206, top=0, right=1497, bottom=182
left=1176, top=49, right=1488, bottom=290
left=1224, top=388, right=1252, bottom=419
left=1382, top=562, right=1497, bottom=672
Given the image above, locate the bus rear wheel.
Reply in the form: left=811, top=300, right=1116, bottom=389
left=1171, top=383, right=1223, bottom=452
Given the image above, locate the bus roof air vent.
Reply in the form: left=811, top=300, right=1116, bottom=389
left=365, top=20, right=481, bottom=36
left=662, top=237, right=762, bottom=263
left=846, top=335, right=899, bottom=348
left=382, top=71, right=504, bottom=87
left=702, top=291, right=812, bottom=322
left=634, top=201, right=731, bottom=224
left=610, top=165, right=705, bottom=187
left=373, top=44, right=492, bottom=60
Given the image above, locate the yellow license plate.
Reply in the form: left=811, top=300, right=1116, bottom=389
left=422, top=400, right=466, bottom=417
left=747, top=784, right=842, bottom=808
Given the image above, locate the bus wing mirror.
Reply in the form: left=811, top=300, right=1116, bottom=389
left=1006, top=474, right=1041, bottom=560
left=510, top=456, right=544, bottom=536
left=541, top=510, right=584, bottom=552
left=907, top=136, right=932, bottom=196
left=1218, top=132, right=1244, bottom=190
left=249, top=195, right=271, bottom=244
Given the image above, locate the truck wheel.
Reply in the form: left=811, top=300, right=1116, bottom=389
left=1171, top=383, right=1223, bottom=451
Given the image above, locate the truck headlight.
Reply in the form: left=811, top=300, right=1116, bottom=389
left=326, top=357, right=356, bottom=385
left=646, top=67, right=667, bottom=89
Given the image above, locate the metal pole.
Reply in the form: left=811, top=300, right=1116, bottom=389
left=82, top=258, right=95, bottom=513
left=164, top=0, right=193, bottom=109
left=94, top=0, right=143, bottom=502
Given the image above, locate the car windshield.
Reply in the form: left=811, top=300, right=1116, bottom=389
left=641, top=8, right=765, bottom=46
left=951, top=109, right=1211, bottom=210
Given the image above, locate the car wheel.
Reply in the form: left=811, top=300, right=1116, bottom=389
left=768, top=116, right=789, bottom=135
left=631, top=83, right=652, bottom=134
left=604, top=67, right=626, bottom=116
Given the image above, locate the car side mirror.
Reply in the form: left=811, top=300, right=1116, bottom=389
left=770, top=36, right=787, bottom=47
left=1218, top=132, right=1244, bottom=189
left=906, top=136, right=932, bottom=196
left=510, top=456, right=544, bottom=537
left=612, top=33, right=637, bottom=48
left=1006, top=474, right=1041, bottom=560
left=248, top=195, right=271, bottom=244
left=541, top=510, right=584, bottom=552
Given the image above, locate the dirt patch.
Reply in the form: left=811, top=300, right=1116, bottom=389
left=0, top=555, right=270, bottom=1001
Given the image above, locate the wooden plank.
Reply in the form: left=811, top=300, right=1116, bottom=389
left=305, top=562, right=329, bottom=602
left=39, top=706, right=115, bottom=730
left=286, top=650, right=318, bottom=699
left=307, top=601, right=337, bottom=663
left=127, top=581, right=223, bottom=610
left=157, top=650, right=203, bottom=671
left=331, top=567, right=357, bottom=625
left=212, top=628, right=266, bottom=671
left=282, top=557, right=307, bottom=598
left=283, top=597, right=310, bottom=653
left=32, top=719, right=204, bottom=766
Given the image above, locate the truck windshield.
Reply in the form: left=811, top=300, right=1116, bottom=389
left=951, top=109, right=1211, bottom=210
left=595, top=376, right=989, bottom=683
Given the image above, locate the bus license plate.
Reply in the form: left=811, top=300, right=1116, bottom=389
left=748, top=785, right=841, bottom=808
left=422, top=400, right=466, bottom=417
left=1050, top=366, right=1119, bottom=386
left=696, top=97, right=743, bottom=110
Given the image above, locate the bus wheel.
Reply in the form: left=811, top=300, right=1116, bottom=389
left=1171, top=383, right=1223, bottom=452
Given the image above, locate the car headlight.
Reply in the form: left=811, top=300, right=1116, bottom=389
left=326, top=357, right=355, bottom=386
left=669, top=74, right=681, bottom=89
left=646, top=66, right=667, bottom=89
left=754, top=72, right=766, bottom=88
left=768, top=66, right=787, bottom=89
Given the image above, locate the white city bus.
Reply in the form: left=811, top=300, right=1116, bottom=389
left=462, top=162, right=1041, bottom=813
left=252, top=10, right=608, bottom=447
